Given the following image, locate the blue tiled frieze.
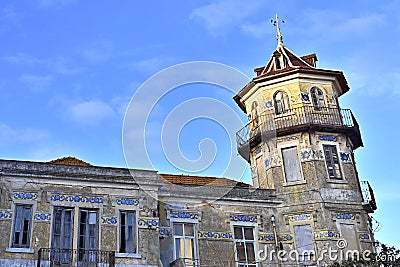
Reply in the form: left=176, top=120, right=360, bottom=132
left=50, top=194, right=103, bottom=204
left=288, top=213, right=313, bottom=223
left=314, top=230, right=340, bottom=240
left=198, top=231, right=233, bottom=241
left=116, top=198, right=139, bottom=206
left=0, top=210, right=12, bottom=220
left=101, top=216, right=118, bottom=225
left=34, top=212, right=51, bottom=222
left=138, top=217, right=159, bottom=229
left=159, top=227, right=172, bottom=236
left=230, top=215, right=257, bottom=223
left=358, top=232, right=372, bottom=241
left=335, top=213, right=355, bottom=220
left=13, top=192, right=38, bottom=200
left=259, top=233, right=275, bottom=243
left=170, top=211, right=199, bottom=220
left=318, top=135, right=337, bottom=142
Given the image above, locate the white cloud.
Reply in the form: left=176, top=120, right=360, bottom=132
left=3, top=53, right=41, bottom=65
left=69, top=100, right=116, bottom=125
left=0, top=123, right=50, bottom=146
left=20, top=74, right=53, bottom=92
left=241, top=21, right=273, bottom=38
left=190, top=0, right=264, bottom=36
left=48, top=57, right=85, bottom=75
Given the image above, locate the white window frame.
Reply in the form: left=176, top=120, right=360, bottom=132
left=231, top=221, right=258, bottom=267
left=116, top=206, right=140, bottom=258
left=277, top=141, right=305, bottom=186
left=8, top=202, right=36, bottom=252
left=321, top=143, right=345, bottom=181
left=172, top=220, right=198, bottom=266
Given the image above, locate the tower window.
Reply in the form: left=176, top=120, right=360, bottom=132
left=310, top=87, right=325, bottom=110
left=323, top=145, right=342, bottom=179
left=281, top=146, right=302, bottom=182
left=251, top=101, right=259, bottom=125
left=274, top=91, right=290, bottom=115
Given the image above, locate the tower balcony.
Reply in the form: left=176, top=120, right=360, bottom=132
left=236, top=106, right=363, bottom=161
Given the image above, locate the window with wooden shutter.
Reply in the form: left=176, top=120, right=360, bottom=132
left=282, top=146, right=302, bottom=182
left=323, top=145, right=342, bottom=179
left=12, top=204, right=33, bottom=248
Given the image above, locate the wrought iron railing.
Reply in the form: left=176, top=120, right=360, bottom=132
left=361, top=181, right=377, bottom=211
left=37, top=248, right=115, bottom=267
left=236, top=106, right=360, bottom=151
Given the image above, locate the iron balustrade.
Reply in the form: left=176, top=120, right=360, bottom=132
left=361, top=181, right=377, bottom=211
left=236, top=106, right=360, bottom=151
left=37, top=248, right=115, bottom=267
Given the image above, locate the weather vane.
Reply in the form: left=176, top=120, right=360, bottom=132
left=271, top=14, right=285, bottom=46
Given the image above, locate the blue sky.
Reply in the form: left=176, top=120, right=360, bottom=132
left=1, top=0, right=399, bottom=246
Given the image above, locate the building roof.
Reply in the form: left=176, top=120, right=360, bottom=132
left=49, top=156, right=92, bottom=166
left=159, top=173, right=250, bottom=188
left=254, top=45, right=314, bottom=77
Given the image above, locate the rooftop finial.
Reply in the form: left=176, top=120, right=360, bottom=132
left=271, top=14, right=285, bottom=47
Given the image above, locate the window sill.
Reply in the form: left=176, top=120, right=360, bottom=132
left=115, top=253, right=141, bottom=259
left=5, top=247, right=34, bottom=254
left=327, top=179, right=348, bottom=184
left=283, top=180, right=307, bottom=187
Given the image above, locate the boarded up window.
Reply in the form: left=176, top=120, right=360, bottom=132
left=323, top=145, right=342, bottom=179
left=282, top=146, right=302, bottom=182
left=340, top=223, right=359, bottom=251
left=294, top=224, right=314, bottom=263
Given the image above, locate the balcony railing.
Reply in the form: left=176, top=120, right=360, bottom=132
left=361, top=181, right=377, bottom=212
left=37, top=248, right=115, bottom=267
left=236, top=106, right=362, bottom=160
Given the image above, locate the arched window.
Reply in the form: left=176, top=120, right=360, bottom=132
left=251, top=101, right=259, bottom=125
left=311, top=87, right=325, bottom=110
left=274, top=91, right=290, bottom=115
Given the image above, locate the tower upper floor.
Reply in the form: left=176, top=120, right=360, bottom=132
left=234, top=36, right=363, bottom=162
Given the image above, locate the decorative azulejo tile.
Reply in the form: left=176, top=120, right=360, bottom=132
left=277, top=136, right=297, bottom=143
left=50, top=194, right=103, bottom=204
left=198, top=231, right=233, bottom=241
left=169, top=211, right=199, bottom=220
left=301, top=92, right=310, bottom=103
left=290, top=94, right=301, bottom=104
left=334, top=213, right=356, bottom=220
left=159, top=227, right=172, bottom=236
left=0, top=210, right=12, bottom=220
left=101, top=216, right=118, bottom=225
left=138, top=217, right=159, bottom=229
left=278, top=233, right=294, bottom=242
left=326, top=95, right=336, bottom=105
left=358, top=232, right=372, bottom=241
left=300, top=149, right=324, bottom=162
left=116, top=198, right=139, bottom=206
left=288, top=213, right=313, bottom=223
left=340, top=152, right=352, bottom=163
left=34, top=212, right=51, bottom=222
left=264, top=100, right=274, bottom=110
left=230, top=215, right=257, bottom=223
left=318, top=135, right=337, bottom=142
left=314, top=230, right=340, bottom=240
left=13, top=192, right=38, bottom=201
left=259, top=233, right=275, bottom=243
